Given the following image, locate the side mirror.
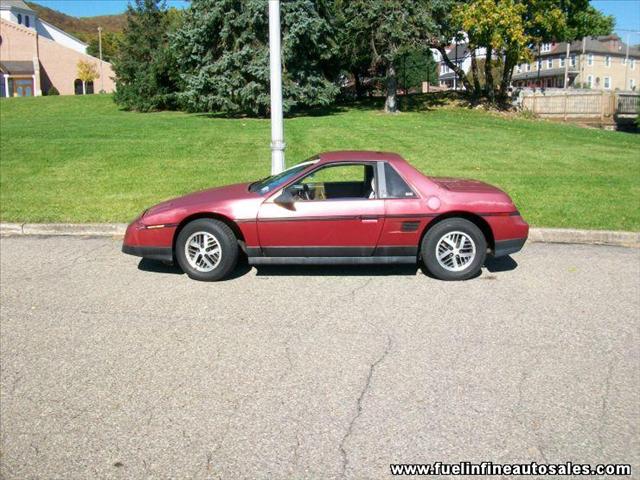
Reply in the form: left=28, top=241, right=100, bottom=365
left=274, top=189, right=295, bottom=206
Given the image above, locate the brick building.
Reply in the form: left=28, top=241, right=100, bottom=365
left=0, top=0, right=116, bottom=97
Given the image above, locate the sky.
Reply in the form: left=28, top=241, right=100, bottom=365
left=29, top=0, right=640, bottom=44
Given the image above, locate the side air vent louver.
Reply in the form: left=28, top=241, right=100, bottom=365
left=401, top=221, right=420, bottom=232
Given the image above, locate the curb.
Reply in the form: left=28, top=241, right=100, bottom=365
left=1, top=223, right=639, bottom=248
left=1, top=223, right=128, bottom=237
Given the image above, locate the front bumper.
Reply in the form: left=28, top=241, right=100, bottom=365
left=122, top=216, right=176, bottom=262
left=493, top=237, right=527, bottom=257
left=122, top=244, right=173, bottom=262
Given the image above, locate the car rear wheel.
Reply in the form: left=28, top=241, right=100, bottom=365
left=421, top=218, right=487, bottom=281
left=175, top=219, right=238, bottom=281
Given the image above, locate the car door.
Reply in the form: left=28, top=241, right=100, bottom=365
left=257, top=162, right=384, bottom=257
left=375, top=162, right=425, bottom=257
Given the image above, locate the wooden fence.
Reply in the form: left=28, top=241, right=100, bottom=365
left=520, top=90, right=639, bottom=120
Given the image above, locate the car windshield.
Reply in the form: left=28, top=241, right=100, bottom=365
left=248, top=158, right=318, bottom=194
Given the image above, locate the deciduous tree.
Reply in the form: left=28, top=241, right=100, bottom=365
left=339, top=0, right=437, bottom=113
left=76, top=59, right=100, bottom=94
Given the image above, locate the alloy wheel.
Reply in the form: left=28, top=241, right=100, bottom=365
left=435, top=231, right=476, bottom=272
left=184, top=231, right=222, bottom=272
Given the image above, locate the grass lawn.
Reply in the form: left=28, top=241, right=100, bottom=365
left=1, top=94, right=639, bottom=230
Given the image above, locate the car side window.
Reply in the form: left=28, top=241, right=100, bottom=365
left=290, top=163, right=375, bottom=201
left=383, top=163, right=416, bottom=198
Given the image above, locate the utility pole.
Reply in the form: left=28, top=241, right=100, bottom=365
left=268, top=0, right=285, bottom=175
left=580, top=37, right=586, bottom=87
left=563, top=41, right=570, bottom=89
left=98, top=26, right=104, bottom=93
left=453, top=40, right=458, bottom=91
left=624, top=34, right=630, bottom=90
left=536, top=43, right=541, bottom=89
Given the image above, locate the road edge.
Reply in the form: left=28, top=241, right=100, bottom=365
left=1, top=223, right=639, bottom=248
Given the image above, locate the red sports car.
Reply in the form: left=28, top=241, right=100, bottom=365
left=122, top=151, right=528, bottom=281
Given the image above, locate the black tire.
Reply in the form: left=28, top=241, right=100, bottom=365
left=175, top=219, right=239, bottom=281
left=420, top=218, right=487, bottom=281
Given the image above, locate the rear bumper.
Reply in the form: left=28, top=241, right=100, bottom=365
left=493, top=237, right=527, bottom=257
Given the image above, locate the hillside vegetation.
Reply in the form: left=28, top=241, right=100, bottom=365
left=0, top=95, right=638, bottom=230
left=26, top=1, right=126, bottom=42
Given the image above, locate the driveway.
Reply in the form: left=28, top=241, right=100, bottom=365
left=1, top=237, right=638, bottom=479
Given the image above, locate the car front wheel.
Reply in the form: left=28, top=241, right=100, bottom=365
left=421, top=218, right=487, bottom=281
left=175, top=219, right=238, bottom=281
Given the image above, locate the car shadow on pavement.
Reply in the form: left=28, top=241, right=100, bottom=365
left=254, top=264, right=419, bottom=277
left=137, top=255, right=517, bottom=280
left=484, top=255, right=518, bottom=273
left=137, top=258, right=253, bottom=280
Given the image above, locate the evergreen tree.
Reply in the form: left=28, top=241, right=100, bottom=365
left=171, top=0, right=338, bottom=116
left=396, top=48, right=439, bottom=93
left=112, top=0, right=181, bottom=111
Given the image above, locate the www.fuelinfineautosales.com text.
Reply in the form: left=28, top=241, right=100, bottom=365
left=389, top=461, right=631, bottom=476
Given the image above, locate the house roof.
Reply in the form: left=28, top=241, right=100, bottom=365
left=0, top=60, right=35, bottom=74
left=512, top=67, right=579, bottom=81
left=439, top=72, right=458, bottom=80
left=541, top=35, right=640, bottom=58
left=0, top=0, right=34, bottom=11
left=446, top=43, right=470, bottom=61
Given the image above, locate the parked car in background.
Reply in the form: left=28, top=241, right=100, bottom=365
left=122, top=151, right=529, bottom=281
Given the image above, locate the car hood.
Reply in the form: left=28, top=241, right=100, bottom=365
left=429, top=177, right=506, bottom=194
left=145, top=182, right=256, bottom=217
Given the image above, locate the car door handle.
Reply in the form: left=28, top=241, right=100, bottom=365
left=359, top=215, right=379, bottom=222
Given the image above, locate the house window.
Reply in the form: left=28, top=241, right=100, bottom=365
left=630, top=79, right=636, bottom=91
left=74, top=79, right=83, bottom=95
left=631, top=59, right=636, bottom=70
left=516, top=64, right=521, bottom=73
left=570, top=55, right=576, bottom=67
left=605, top=55, right=611, bottom=67
left=541, top=43, right=551, bottom=53
left=526, top=63, right=531, bottom=72
left=547, top=58, right=553, bottom=69
left=25, top=15, right=29, bottom=27
left=560, top=57, right=565, bottom=68
left=587, top=53, right=593, bottom=66
left=17, top=13, right=22, bottom=24
left=587, top=75, right=593, bottom=88
left=603, top=76, right=611, bottom=89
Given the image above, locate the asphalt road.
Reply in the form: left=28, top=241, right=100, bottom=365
left=1, top=236, right=638, bottom=479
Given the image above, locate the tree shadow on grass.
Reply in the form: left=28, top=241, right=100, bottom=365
left=192, top=92, right=470, bottom=120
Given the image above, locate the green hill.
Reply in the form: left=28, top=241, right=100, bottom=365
left=25, top=1, right=126, bottom=43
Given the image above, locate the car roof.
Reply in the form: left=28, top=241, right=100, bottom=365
left=317, top=151, right=406, bottom=164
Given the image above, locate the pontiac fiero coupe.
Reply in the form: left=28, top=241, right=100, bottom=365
left=123, top=151, right=528, bottom=281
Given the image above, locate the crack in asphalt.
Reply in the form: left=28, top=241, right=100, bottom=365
left=339, top=335, right=392, bottom=479
left=598, top=357, right=616, bottom=456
